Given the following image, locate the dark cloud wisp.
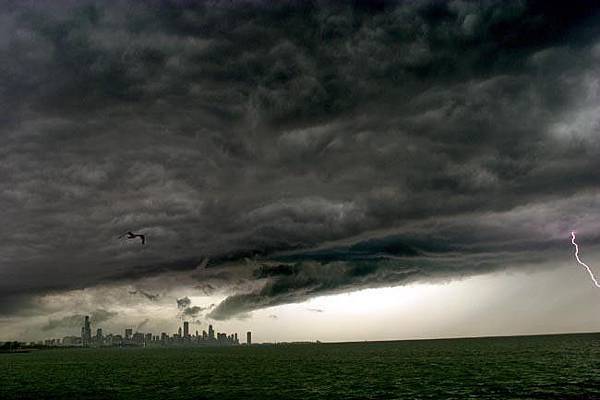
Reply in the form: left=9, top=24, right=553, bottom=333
left=41, top=309, right=118, bottom=332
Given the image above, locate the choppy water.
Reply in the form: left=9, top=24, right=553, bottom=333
left=1, top=333, right=599, bottom=399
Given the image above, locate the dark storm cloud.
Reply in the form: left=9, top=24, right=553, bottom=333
left=214, top=191, right=599, bottom=318
left=209, top=213, right=569, bottom=319
left=2, top=0, right=600, bottom=319
left=176, top=297, right=191, bottom=310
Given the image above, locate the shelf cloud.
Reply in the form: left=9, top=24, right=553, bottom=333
left=2, top=0, right=600, bottom=324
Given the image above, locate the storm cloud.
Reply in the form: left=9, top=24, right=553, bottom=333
left=176, top=297, right=192, bottom=310
left=182, top=305, right=213, bottom=319
left=2, top=0, right=600, bottom=322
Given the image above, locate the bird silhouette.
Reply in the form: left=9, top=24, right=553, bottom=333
left=119, top=231, right=145, bottom=245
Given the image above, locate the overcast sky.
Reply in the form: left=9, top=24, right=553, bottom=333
left=1, top=0, right=600, bottom=342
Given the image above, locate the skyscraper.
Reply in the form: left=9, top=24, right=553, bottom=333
left=183, top=321, right=189, bottom=337
left=246, top=331, right=251, bottom=345
left=208, top=324, right=215, bottom=340
left=81, top=316, right=92, bottom=347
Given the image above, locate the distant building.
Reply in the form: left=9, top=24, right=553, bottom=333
left=81, top=316, right=92, bottom=347
left=183, top=321, right=189, bottom=337
left=208, top=325, right=215, bottom=340
left=246, top=331, right=252, bottom=345
left=62, top=336, right=81, bottom=346
left=132, top=332, right=145, bottom=345
left=96, top=328, right=103, bottom=343
left=125, top=328, right=133, bottom=340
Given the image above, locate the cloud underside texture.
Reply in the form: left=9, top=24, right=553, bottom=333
left=2, top=0, right=600, bottom=319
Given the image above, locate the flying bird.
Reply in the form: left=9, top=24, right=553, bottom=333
left=119, top=231, right=146, bottom=245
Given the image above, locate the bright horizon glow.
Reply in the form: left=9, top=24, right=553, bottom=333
left=242, top=263, right=600, bottom=343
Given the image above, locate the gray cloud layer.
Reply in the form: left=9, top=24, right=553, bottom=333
left=129, top=289, right=160, bottom=301
left=2, top=0, right=600, bottom=319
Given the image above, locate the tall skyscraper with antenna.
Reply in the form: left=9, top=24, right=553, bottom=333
left=81, top=316, right=92, bottom=347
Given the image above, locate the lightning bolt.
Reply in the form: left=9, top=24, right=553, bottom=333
left=570, top=231, right=600, bottom=288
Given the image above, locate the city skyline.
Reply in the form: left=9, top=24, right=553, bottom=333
left=30, top=315, right=250, bottom=348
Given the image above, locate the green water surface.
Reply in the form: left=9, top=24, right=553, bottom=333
left=1, top=333, right=599, bottom=399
